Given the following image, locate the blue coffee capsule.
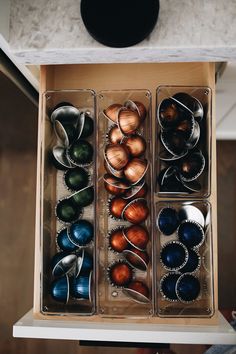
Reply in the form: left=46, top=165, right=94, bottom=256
left=160, top=240, right=188, bottom=271
left=51, top=252, right=77, bottom=277
left=75, top=249, right=93, bottom=276
left=160, top=272, right=181, bottom=302
left=56, top=228, right=78, bottom=252
left=176, top=273, right=200, bottom=303
left=157, top=207, right=179, bottom=236
left=68, top=220, right=94, bottom=247
left=50, top=275, right=69, bottom=303
left=70, top=272, right=93, bottom=301
left=177, top=220, right=205, bottom=248
left=180, top=248, right=201, bottom=273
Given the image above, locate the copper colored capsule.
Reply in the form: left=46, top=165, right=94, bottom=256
left=104, top=103, right=122, bottom=123
left=124, top=158, right=148, bottom=184
left=125, top=100, right=147, bottom=122
left=123, top=134, right=146, bottom=157
left=134, top=101, right=147, bottom=122
left=109, top=228, right=129, bottom=253
left=123, top=281, right=150, bottom=303
left=124, top=247, right=149, bottom=271
left=124, top=182, right=148, bottom=200
left=104, top=160, right=124, bottom=179
left=123, top=199, right=149, bottom=224
left=104, top=174, right=130, bottom=196
left=108, top=196, right=127, bottom=219
left=123, top=224, right=149, bottom=250
left=107, top=125, right=124, bottom=144
left=108, top=262, right=133, bottom=287
left=118, top=108, right=141, bottom=135
left=105, top=144, right=129, bottom=170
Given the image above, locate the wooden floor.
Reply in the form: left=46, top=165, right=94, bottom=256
left=0, top=71, right=235, bottom=354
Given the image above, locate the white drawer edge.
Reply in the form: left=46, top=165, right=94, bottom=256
left=13, top=310, right=236, bottom=345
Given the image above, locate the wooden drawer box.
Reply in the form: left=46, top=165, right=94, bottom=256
left=34, top=62, right=218, bottom=325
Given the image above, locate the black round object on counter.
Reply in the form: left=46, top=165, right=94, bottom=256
left=80, top=0, right=160, bottom=48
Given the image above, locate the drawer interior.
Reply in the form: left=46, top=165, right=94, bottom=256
left=35, top=63, right=218, bottom=324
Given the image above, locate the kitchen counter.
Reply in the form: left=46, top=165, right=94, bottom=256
left=9, top=0, right=236, bottom=65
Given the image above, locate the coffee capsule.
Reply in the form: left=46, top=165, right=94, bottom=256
left=51, top=146, right=75, bottom=170
left=178, top=150, right=205, bottom=182
left=67, top=139, right=93, bottom=166
left=75, top=249, right=93, bottom=277
left=124, top=100, right=147, bottom=122
left=70, top=186, right=94, bottom=208
left=108, top=196, right=127, bottom=219
left=177, top=220, right=205, bottom=248
left=68, top=220, right=94, bottom=247
left=124, top=158, right=149, bottom=185
left=176, top=273, right=201, bottom=303
left=50, top=275, right=69, bottom=304
left=122, top=134, right=146, bottom=157
left=55, top=198, right=82, bottom=224
left=123, top=180, right=147, bottom=200
left=104, top=174, right=130, bottom=196
left=160, top=240, right=188, bottom=271
left=157, top=207, right=179, bottom=236
left=105, top=144, right=129, bottom=170
left=51, top=252, right=77, bottom=277
left=123, top=224, right=149, bottom=250
left=158, top=98, right=181, bottom=129
left=122, top=198, right=149, bottom=224
left=180, top=249, right=201, bottom=273
left=108, top=227, right=128, bottom=253
left=123, top=248, right=149, bottom=271
left=118, top=107, right=141, bottom=135
left=159, top=272, right=181, bottom=302
left=50, top=105, right=80, bottom=125
left=107, top=261, right=133, bottom=287
left=56, top=227, right=78, bottom=252
left=160, top=130, right=188, bottom=157
left=172, top=93, right=204, bottom=122
left=70, top=271, right=93, bottom=301
left=64, top=167, right=89, bottom=191
left=79, top=112, right=94, bottom=139
left=107, top=124, right=124, bottom=144
left=178, top=205, right=205, bottom=228
left=103, top=103, right=122, bottom=123
left=123, top=281, right=150, bottom=304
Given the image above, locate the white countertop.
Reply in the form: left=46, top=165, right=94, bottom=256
left=8, top=0, right=236, bottom=64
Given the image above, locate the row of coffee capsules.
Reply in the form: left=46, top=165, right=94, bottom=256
left=157, top=205, right=206, bottom=303
left=103, top=99, right=151, bottom=303
left=48, top=102, right=95, bottom=305
left=157, top=92, right=206, bottom=194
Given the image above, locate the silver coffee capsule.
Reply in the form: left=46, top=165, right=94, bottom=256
left=54, top=120, right=70, bottom=147
left=52, top=145, right=75, bottom=170
left=178, top=205, right=205, bottom=228
left=50, top=105, right=80, bottom=125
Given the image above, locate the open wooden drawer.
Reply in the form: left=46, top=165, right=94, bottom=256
left=13, top=63, right=236, bottom=344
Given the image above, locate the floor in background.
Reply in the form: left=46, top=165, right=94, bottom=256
left=0, top=71, right=235, bottom=354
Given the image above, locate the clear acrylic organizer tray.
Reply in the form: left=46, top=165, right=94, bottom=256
left=40, top=89, right=96, bottom=316
left=155, top=200, right=214, bottom=318
left=155, top=86, right=212, bottom=198
left=96, top=89, right=154, bottom=318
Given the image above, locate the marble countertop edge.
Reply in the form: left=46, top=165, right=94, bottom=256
left=10, top=46, right=236, bottom=65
